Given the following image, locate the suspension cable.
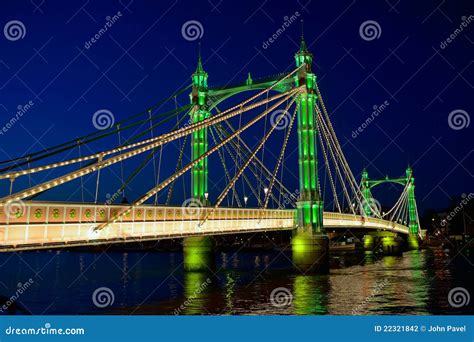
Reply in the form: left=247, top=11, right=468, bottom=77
left=200, top=97, right=298, bottom=226
left=262, top=105, right=297, bottom=210
left=94, top=90, right=301, bottom=230
left=0, top=85, right=193, bottom=170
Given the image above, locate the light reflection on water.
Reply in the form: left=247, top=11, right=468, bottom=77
left=0, top=247, right=472, bottom=315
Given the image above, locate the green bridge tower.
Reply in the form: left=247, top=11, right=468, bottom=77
left=291, top=35, right=329, bottom=273
left=361, top=168, right=373, bottom=216
left=361, top=166, right=420, bottom=253
left=406, top=166, right=420, bottom=249
left=183, top=50, right=214, bottom=272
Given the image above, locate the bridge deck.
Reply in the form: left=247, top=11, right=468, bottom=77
left=0, top=202, right=409, bottom=251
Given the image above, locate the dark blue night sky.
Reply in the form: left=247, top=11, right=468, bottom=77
left=0, top=0, right=472, bottom=213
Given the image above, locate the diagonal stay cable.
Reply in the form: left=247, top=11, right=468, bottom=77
left=0, top=85, right=192, bottom=170
left=209, top=126, right=242, bottom=207
left=93, top=89, right=302, bottom=230
left=262, top=104, right=297, bottom=211
left=198, top=96, right=298, bottom=226
left=1, top=87, right=300, bottom=204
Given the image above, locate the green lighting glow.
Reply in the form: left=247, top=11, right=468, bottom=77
left=293, top=275, right=328, bottom=314
left=362, top=167, right=420, bottom=236
left=183, top=236, right=213, bottom=272
left=184, top=56, right=213, bottom=272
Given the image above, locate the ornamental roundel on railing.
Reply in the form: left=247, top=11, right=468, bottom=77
left=14, top=208, right=24, bottom=219
left=85, top=209, right=92, bottom=218
left=52, top=209, right=60, bottom=219
left=136, top=209, right=142, bottom=218
left=34, top=209, right=42, bottom=219
left=99, top=209, right=105, bottom=218
left=147, top=210, right=153, bottom=219
left=69, top=209, right=77, bottom=219
left=112, top=209, right=118, bottom=219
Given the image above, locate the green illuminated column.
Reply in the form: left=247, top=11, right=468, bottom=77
left=361, top=169, right=374, bottom=249
left=406, top=166, right=420, bottom=250
left=190, top=53, right=209, bottom=202
left=183, top=51, right=213, bottom=271
left=361, top=168, right=372, bottom=216
left=291, top=35, right=329, bottom=273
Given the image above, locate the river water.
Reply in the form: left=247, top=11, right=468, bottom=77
left=0, top=245, right=472, bottom=315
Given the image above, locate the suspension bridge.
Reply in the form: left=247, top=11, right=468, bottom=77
left=0, top=35, right=422, bottom=272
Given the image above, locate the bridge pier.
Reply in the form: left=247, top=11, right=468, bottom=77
left=292, top=231, right=329, bottom=273
left=407, top=235, right=420, bottom=250
left=183, top=236, right=214, bottom=272
left=363, top=232, right=403, bottom=255
left=363, top=234, right=375, bottom=250
left=381, top=234, right=403, bottom=256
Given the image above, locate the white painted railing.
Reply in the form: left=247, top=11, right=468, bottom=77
left=0, top=201, right=409, bottom=251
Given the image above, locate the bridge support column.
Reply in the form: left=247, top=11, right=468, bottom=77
left=291, top=36, right=329, bottom=273
left=361, top=169, right=373, bottom=216
left=365, top=231, right=402, bottom=255
left=406, top=167, right=420, bottom=250
left=381, top=235, right=402, bottom=255
left=363, top=234, right=375, bottom=250
left=407, top=235, right=419, bottom=250
left=183, top=50, right=214, bottom=272
left=292, top=231, right=329, bottom=273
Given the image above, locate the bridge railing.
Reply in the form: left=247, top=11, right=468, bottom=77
left=0, top=202, right=408, bottom=250
left=0, top=202, right=297, bottom=248
left=323, top=212, right=409, bottom=234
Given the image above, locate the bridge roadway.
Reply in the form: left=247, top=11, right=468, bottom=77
left=0, top=201, right=409, bottom=251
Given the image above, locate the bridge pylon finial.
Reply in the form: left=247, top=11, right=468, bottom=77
left=295, top=20, right=313, bottom=69
left=299, top=19, right=308, bottom=53
left=195, top=42, right=205, bottom=74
